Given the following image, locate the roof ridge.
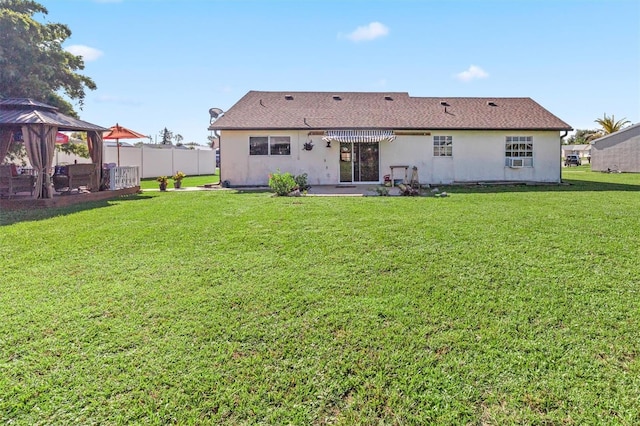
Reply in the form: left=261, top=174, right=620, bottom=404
left=248, top=90, right=410, bottom=95
left=211, top=91, right=572, bottom=131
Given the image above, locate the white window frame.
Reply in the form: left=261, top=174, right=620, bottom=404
left=433, top=135, right=453, bottom=157
left=505, top=136, right=533, bottom=167
left=249, top=136, right=291, bottom=156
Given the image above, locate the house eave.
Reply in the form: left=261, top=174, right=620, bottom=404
left=209, top=126, right=573, bottom=132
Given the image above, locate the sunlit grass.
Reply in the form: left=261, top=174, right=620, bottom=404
left=1, top=168, right=639, bottom=424
left=138, top=173, right=219, bottom=190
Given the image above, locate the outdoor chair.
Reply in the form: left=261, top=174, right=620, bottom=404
left=0, top=164, right=35, bottom=198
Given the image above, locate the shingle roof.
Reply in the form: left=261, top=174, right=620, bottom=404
left=0, top=98, right=107, bottom=132
left=209, top=91, right=572, bottom=131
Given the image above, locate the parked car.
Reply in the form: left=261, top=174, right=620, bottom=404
left=564, top=154, right=581, bottom=166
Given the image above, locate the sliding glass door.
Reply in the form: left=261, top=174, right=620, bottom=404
left=339, top=142, right=379, bottom=183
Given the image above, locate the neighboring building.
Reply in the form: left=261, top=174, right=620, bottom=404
left=562, top=144, right=591, bottom=161
left=209, top=91, right=572, bottom=186
left=591, top=123, right=640, bottom=172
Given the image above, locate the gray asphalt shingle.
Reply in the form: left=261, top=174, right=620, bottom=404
left=209, top=91, right=572, bottom=131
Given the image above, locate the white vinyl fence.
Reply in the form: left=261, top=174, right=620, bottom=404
left=54, top=145, right=216, bottom=179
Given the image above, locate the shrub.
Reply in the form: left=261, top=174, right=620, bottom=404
left=375, top=186, right=389, bottom=196
left=268, top=170, right=296, bottom=196
left=294, top=173, right=310, bottom=191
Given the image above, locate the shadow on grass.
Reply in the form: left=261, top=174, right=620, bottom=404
left=437, top=179, right=640, bottom=194
left=222, top=178, right=640, bottom=196
left=0, top=194, right=153, bottom=226
left=228, top=187, right=271, bottom=194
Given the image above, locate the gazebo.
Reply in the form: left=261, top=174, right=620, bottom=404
left=0, top=98, right=107, bottom=199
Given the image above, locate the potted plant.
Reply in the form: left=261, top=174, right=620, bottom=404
left=172, top=171, right=186, bottom=189
left=156, top=176, right=168, bottom=191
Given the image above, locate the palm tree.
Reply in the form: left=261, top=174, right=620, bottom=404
left=565, top=129, right=602, bottom=144
left=594, top=113, right=630, bottom=135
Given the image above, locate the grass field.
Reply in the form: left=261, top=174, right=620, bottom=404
left=1, top=166, right=639, bottom=424
left=138, top=173, right=219, bottom=190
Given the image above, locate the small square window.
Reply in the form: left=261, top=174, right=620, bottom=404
left=505, top=136, right=533, bottom=167
left=433, top=136, right=453, bottom=157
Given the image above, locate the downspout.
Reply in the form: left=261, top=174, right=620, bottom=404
left=215, top=130, right=222, bottom=186
left=560, top=130, right=569, bottom=183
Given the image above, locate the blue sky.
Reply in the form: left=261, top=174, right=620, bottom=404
left=38, top=0, right=640, bottom=145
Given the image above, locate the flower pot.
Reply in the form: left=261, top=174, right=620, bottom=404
left=174, top=181, right=182, bottom=189
left=159, top=182, right=167, bottom=191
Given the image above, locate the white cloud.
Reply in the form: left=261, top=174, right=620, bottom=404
left=455, top=65, right=489, bottom=82
left=65, top=45, right=103, bottom=61
left=343, top=22, right=389, bottom=42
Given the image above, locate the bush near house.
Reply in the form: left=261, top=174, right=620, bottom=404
left=268, top=170, right=309, bottom=195
left=268, top=170, right=296, bottom=195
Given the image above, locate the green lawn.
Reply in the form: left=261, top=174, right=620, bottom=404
left=1, top=168, right=639, bottom=424
left=139, top=173, right=219, bottom=190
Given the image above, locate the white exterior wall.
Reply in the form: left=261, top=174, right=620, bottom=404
left=220, top=130, right=340, bottom=186
left=562, top=144, right=591, bottom=159
left=220, top=129, right=562, bottom=186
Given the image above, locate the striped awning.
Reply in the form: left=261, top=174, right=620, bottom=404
left=322, top=129, right=396, bottom=143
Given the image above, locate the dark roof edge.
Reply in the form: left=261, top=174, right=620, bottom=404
left=591, top=122, right=640, bottom=145
left=209, top=126, right=573, bottom=132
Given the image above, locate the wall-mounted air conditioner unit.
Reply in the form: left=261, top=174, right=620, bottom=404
left=509, top=158, right=524, bottom=168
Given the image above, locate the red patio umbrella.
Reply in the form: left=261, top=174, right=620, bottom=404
left=56, top=132, right=69, bottom=144
left=103, top=123, right=146, bottom=166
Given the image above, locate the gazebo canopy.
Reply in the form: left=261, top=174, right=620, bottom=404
left=0, top=98, right=106, bottom=132
left=0, top=98, right=107, bottom=199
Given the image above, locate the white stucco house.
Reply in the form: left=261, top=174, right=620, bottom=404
left=209, top=91, right=572, bottom=187
left=562, top=144, right=591, bottom=160
left=590, top=122, right=640, bottom=173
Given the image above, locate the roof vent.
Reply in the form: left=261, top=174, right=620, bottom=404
left=285, top=95, right=294, bottom=100
left=384, top=95, right=393, bottom=101
left=440, top=101, right=449, bottom=106
left=332, top=95, right=342, bottom=101
left=487, top=101, right=497, bottom=107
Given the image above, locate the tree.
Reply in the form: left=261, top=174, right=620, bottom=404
left=70, top=131, right=86, bottom=141
left=594, top=113, right=631, bottom=135
left=173, top=133, right=183, bottom=146
left=0, top=0, right=97, bottom=115
left=56, top=141, right=89, bottom=158
left=158, top=127, right=173, bottom=145
left=564, top=129, right=602, bottom=145
left=183, top=142, right=203, bottom=150
left=4, top=139, right=27, bottom=165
